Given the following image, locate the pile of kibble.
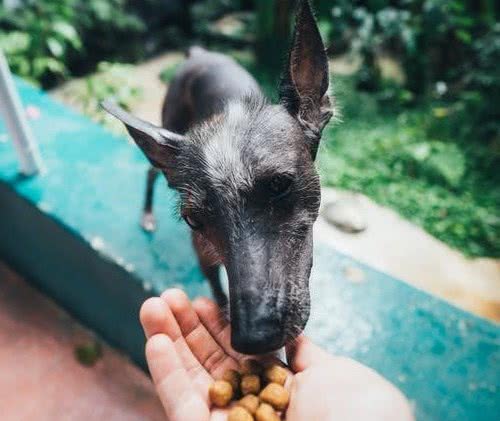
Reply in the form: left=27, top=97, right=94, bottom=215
left=209, top=359, right=290, bottom=421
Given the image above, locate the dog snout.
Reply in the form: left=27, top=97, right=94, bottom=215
left=231, top=314, right=285, bottom=355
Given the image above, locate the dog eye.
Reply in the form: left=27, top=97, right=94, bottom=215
left=269, top=175, right=293, bottom=198
left=183, top=214, right=203, bottom=230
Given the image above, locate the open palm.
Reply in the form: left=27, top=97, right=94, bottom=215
left=140, top=289, right=287, bottom=421
left=140, top=289, right=414, bottom=421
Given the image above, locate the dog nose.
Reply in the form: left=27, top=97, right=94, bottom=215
left=231, top=318, right=285, bottom=354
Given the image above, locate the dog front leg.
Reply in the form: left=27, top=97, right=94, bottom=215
left=141, top=166, right=160, bottom=232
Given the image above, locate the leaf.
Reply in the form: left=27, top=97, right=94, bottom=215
left=91, top=0, right=113, bottom=20
left=0, top=31, right=30, bottom=54
left=432, top=107, right=450, bottom=118
left=455, top=29, right=471, bottom=44
left=53, top=21, right=76, bottom=40
left=46, top=58, right=67, bottom=74
left=47, top=37, right=64, bottom=57
left=408, top=143, right=431, bottom=161
left=404, top=142, right=466, bottom=188
left=53, top=21, right=82, bottom=49
left=32, top=57, right=66, bottom=77
left=426, top=143, right=466, bottom=188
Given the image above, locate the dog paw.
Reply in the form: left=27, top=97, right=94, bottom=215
left=141, top=212, right=157, bottom=232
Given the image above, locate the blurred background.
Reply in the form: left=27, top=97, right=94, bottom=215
left=1, top=0, right=498, bottom=261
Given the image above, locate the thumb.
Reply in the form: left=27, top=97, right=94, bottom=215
left=285, top=335, right=331, bottom=373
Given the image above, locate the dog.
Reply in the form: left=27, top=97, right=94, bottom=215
left=102, top=0, right=333, bottom=355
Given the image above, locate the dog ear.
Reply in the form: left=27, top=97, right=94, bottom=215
left=101, top=100, right=184, bottom=180
left=279, top=0, right=333, bottom=159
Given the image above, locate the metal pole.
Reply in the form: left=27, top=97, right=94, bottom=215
left=0, top=49, right=44, bottom=176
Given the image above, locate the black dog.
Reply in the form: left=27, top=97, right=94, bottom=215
left=102, top=0, right=333, bottom=355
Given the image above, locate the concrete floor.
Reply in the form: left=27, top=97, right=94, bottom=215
left=317, top=189, right=500, bottom=321
left=0, top=262, right=164, bottom=421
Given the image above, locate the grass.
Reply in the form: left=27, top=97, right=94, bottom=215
left=160, top=55, right=499, bottom=257
left=319, top=77, right=499, bottom=257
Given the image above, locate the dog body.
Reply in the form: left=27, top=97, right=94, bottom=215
left=103, top=0, right=333, bottom=354
left=162, top=47, right=261, bottom=133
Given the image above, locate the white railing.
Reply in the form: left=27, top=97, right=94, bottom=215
left=0, top=49, right=43, bottom=176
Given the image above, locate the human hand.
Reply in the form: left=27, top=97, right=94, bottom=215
left=140, top=288, right=277, bottom=421
left=284, top=336, right=414, bottom=420
left=140, top=289, right=414, bottom=421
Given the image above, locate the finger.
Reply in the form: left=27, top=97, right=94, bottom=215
left=285, top=335, right=331, bottom=372
left=193, top=296, right=247, bottom=363
left=141, top=294, right=213, bottom=395
left=146, top=334, right=210, bottom=421
left=140, top=297, right=167, bottom=338
left=163, top=289, right=239, bottom=379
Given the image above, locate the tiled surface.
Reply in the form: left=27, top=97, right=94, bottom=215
left=0, top=262, right=164, bottom=421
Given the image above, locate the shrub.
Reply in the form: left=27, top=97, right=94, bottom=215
left=0, top=0, right=144, bottom=88
left=54, top=62, right=142, bottom=133
left=0, top=0, right=82, bottom=86
left=319, top=76, right=500, bottom=257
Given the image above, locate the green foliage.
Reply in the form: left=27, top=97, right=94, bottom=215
left=0, top=0, right=144, bottom=87
left=322, top=1, right=489, bottom=92
left=0, top=0, right=82, bottom=86
left=191, top=0, right=236, bottom=30
left=55, top=62, right=142, bottom=133
left=73, top=0, right=144, bottom=65
left=319, top=76, right=499, bottom=257
left=319, top=0, right=499, bottom=146
left=400, top=141, right=466, bottom=189
left=453, top=23, right=500, bottom=144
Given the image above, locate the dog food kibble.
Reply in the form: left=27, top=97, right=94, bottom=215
left=209, top=360, right=291, bottom=419
left=255, top=403, right=281, bottom=421
left=209, top=380, right=233, bottom=407
left=240, top=359, right=263, bottom=375
left=228, top=406, right=254, bottom=421
left=264, top=364, right=288, bottom=386
left=223, top=369, right=242, bottom=393
left=241, top=374, right=261, bottom=395
left=259, top=383, right=289, bottom=411
left=238, top=394, right=260, bottom=415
